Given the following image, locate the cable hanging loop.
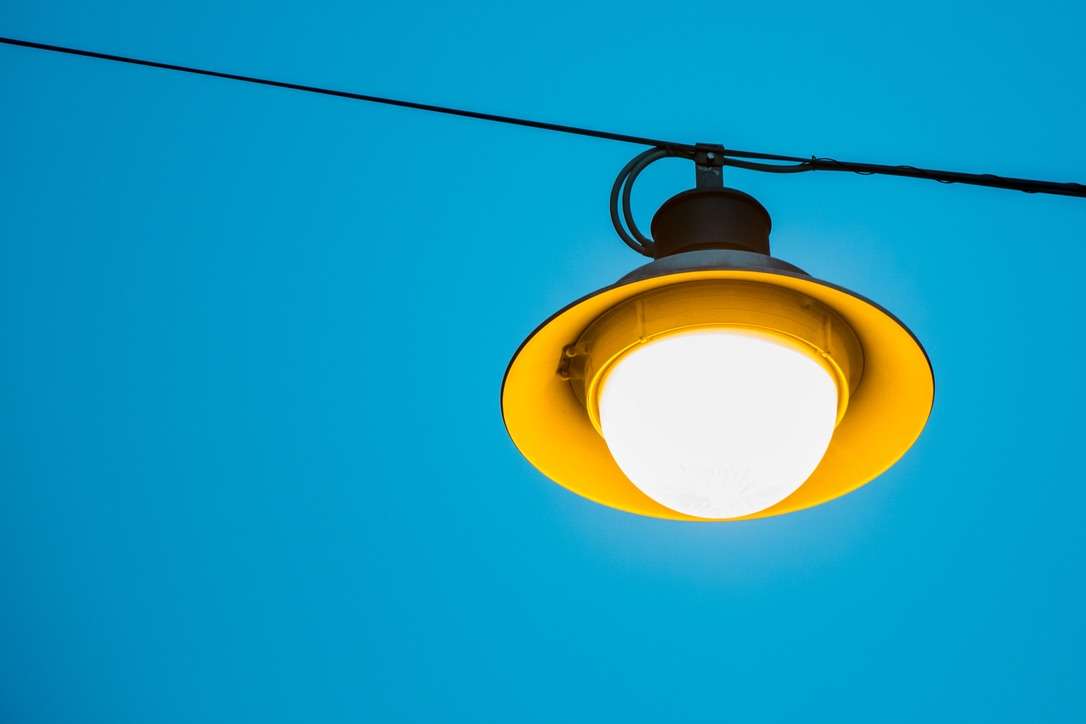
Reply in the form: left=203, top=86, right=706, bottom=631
left=610, top=147, right=694, bottom=257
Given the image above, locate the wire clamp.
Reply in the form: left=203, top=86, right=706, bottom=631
left=694, top=143, right=726, bottom=189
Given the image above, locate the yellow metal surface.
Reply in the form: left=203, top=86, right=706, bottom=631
left=564, top=280, right=863, bottom=433
left=501, top=268, right=934, bottom=522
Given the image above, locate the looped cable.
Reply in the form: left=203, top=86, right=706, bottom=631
left=610, top=147, right=692, bottom=257
left=720, top=157, right=813, bottom=174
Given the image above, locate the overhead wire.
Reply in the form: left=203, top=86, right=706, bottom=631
left=0, top=36, right=693, bottom=152
left=2, top=35, right=1085, bottom=199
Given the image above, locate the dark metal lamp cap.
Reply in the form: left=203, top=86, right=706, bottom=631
left=649, top=188, right=773, bottom=258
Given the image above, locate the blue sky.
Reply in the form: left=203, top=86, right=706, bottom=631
left=2, top=2, right=1084, bottom=721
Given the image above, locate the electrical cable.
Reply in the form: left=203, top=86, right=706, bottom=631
left=610, top=149, right=664, bottom=255
left=0, top=36, right=692, bottom=152
left=622, top=148, right=681, bottom=254
left=2, top=35, right=1085, bottom=199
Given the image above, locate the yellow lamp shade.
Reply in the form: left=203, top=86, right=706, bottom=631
left=501, top=249, right=934, bottom=522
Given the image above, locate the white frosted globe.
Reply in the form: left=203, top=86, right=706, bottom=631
left=597, top=328, right=839, bottom=519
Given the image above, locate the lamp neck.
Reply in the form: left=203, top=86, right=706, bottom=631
left=649, top=187, right=773, bottom=258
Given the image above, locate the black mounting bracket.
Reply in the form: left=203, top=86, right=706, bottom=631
left=693, top=143, right=726, bottom=189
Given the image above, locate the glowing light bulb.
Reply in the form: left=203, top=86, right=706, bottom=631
left=597, top=328, right=839, bottom=519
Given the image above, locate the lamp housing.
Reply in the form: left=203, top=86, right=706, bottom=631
left=502, top=169, right=933, bottom=521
